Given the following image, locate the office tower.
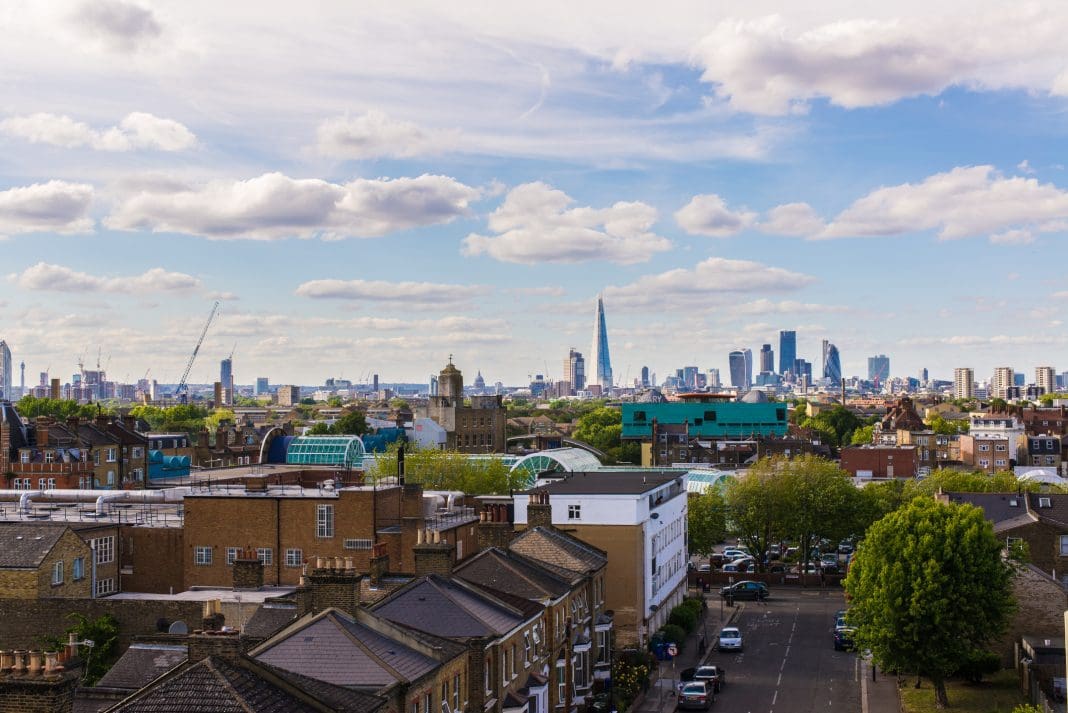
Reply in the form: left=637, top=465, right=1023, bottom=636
left=793, top=358, right=812, bottom=383
left=919, top=367, right=928, bottom=383
left=255, top=377, right=269, bottom=396
left=954, top=368, right=974, bottom=400
left=868, top=354, right=890, bottom=383
left=0, top=341, right=10, bottom=400
left=640, top=366, right=649, bottom=388
left=728, top=350, right=749, bottom=389
left=707, top=368, right=720, bottom=388
left=759, top=344, right=774, bottom=373
left=373, top=374, right=379, bottom=392
left=220, top=357, right=233, bottom=405
left=822, top=340, right=841, bottom=385
left=991, top=367, right=1013, bottom=399
left=682, top=366, right=699, bottom=388
left=1014, top=372, right=1025, bottom=387
left=1036, top=366, right=1056, bottom=394
left=590, top=295, right=613, bottom=388
left=778, top=330, right=796, bottom=375
left=564, top=349, right=585, bottom=392
left=429, top=375, right=438, bottom=396
left=743, top=349, right=753, bottom=387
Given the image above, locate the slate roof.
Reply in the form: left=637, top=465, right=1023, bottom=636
left=527, top=471, right=679, bottom=495
left=96, top=643, right=188, bottom=690
left=0, top=524, right=71, bottom=568
left=1027, top=492, right=1068, bottom=528
left=244, top=604, right=301, bottom=640
left=943, top=492, right=1037, bottom=529
left=104, top=655, right=385, bottom=713
left=371, top=574, right=531, bottom=639
left=508, top=526, right=607, bottom=577
left=252, top=609, right=440, bottom=690
left=453, top=547, right=573, bottom=600
left=0, top=401, right=29, bottom=451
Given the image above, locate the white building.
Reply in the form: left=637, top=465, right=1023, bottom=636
left=969, top=412, right=1026, bottom=461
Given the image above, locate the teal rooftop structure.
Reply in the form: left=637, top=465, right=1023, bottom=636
left=286, top=435, right=365, bottom=468
left=621, top=401, right=788, bottom=439
left=510, top=447, right=603, bottom=486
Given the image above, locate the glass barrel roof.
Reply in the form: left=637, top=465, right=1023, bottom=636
left=685, top=469, right=735, bottom=494
left=510, top=447, right=603, bottom=487
left=286, top=435, right=366, bottom=468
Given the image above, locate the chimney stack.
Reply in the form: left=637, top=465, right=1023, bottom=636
left=477, top=503, right=515, bottom=550
left=413, top=528, right=454, bottom=576
left=369, top=542, right=389, bottom=587
left=527, top=491, right=554, bottom=529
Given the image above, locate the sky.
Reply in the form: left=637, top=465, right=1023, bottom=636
left=2, top=0, right=1068, bottom=388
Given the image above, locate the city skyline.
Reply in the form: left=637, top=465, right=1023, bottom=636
left=2, top=2, right=1068, bottom=384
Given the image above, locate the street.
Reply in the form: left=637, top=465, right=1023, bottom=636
left=656, top=587, right=862, bottom=713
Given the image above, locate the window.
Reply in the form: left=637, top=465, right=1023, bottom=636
left=38, top=478, right=46, bottom=489
left=511, top=643, right=517, bottom=678
left=20, top=451, right=28, bottom=463
left=72, top=557, right=85, bottom=581
left=423, top=692, right=431, bottom=713
left=46, top=479, right=55, bottom=489
left=93, top=450, right=101, bottom=465
left=226, top=547, right=240, bottom=566
left=596, top=628, right=611, bottom=664
left=523, top=632, right=532, bottom=667
left=979, top=459, right=989, bottom=467
left=44, top=451, right=54, bottom=463
left=995, top=444, right=1007, bottom=452
left=132, top=447, right=143, bottom=459
left=52, top=561, right=63, bottom=585
left=633, top=410, right=646, bottom=422
left=1040, top=497, right=1052, bottom=508
left=195, top=547, right=213, bottom=565
left=453, top=673, right=460, bottom=711
left=411, top=702, right=419, bottom=713
left=256, top=547, right=273, bottom=565
left=344, top=538, right=372, bottom=550
left=556, top=660, right=566, bottom=704
left=978, top=444, right=989, bottom=452
left=441, top=682, right=449, bottom=713
left=1060, top=535, right=1068, bottom=556
left=106, top=447, right=117, bottom=462
left=316, top=504, right=334, bottom=538
left=91, top=536, right=115, bottom=564
left=484, top=655, right=491, bottom=694
left=568, top=505, right=581, bottom=520
left=285, top=548, right=303, bottom=567
left=95, top=578, right=116, bottom=596
left=996, top=459, right=1006, bottom=467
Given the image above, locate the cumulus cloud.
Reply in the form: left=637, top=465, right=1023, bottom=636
left=106, top=172, right=480, bottom=240
left=317, top=111, right=460, bottom=160
left=294, top=278, right=488, bottom=307
left=732, top=299, right=850, bottom=315
left=463, top=182, right=670, bottom=264
left=71, top=0, right=162, bottom=52
left=675, top=194, right=756, bottom=237
left=11, top=262, right=199, bottom=293
left=822, top=165, right=1068, bottom=240
left=604, top=257, right=816, bottom=310
left=0, top=181, right=94, bottom=237
left=0, top=112, right=195, bottom=152
left=691, top=12, right=1059, bottom=115
left=759, top=202, right=826, bottom=237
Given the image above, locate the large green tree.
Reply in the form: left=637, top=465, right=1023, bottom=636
left=368, top=443, right=526, bottom=495
left=724, top=460, right=790, bottom=566
left=778, top=455, right=858, bottom=569
left=687, top=489, right=728, bottom=556
left=844, top=498, right=1015, bottom=708
left=16, top=395, right=104, bottom=420
left=333, top=409, right=369, bottom=435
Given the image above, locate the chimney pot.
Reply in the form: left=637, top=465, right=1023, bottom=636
left=417, top=529, right=424, bottom=545
left=27, top=651, right=42, bottom=675
left=344, top=556, right=354, bottom=571
left=0, top=651, right=12, bottom=672
left=44, top=651, right=60, bottom=675
left=11, top=651, right=26, bottom=673
left=316, top=556, right=325, bottom=570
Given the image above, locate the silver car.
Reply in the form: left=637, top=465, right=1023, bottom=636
left=718, top=627, right=743, bottom=652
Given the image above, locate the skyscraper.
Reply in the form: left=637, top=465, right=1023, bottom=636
left=707, top=368, right=720, bottom=388
left=19, top=362, right=24, bottom=399
left=220, top=357, right=233, bottom=405
left=590, top=295, right=613, bottom=388
left=991, top=367, right=1013, bottom=399
left=778, top=330, right=796, bottom=375
left=743, top=348, right=753, bottom=388
left=868, top=354, right=890, bottom=383
left=728, top=350, right=749, bottom=389
left=0, top=341, right=11, bottom=401
left=954, top=368, right=974, bottom=400
left=640, top=366, right=649, bottom=388
left=1036, top=366, right=1056, bottom=394
left=759, top=344, right=774, bottom=373
left=564, top=348, right=586, bottom=393
left=255, top=377, right=269, bottom=396
left=822, top=340, right=841, bottom=385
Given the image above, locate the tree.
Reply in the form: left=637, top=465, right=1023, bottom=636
left=572, top=406, right=633, bottom=463
left=688, top=489, right=728, bottom=555
left=725, top=461, right=790, bottom=567
left=850, top=425, right=874, bottom=445
left=367, top=443, right=525, bottom=495
left=904, top=469, right=1025, bottom=498
left=927, top=415, right=969, bottom=435
left=204, top=408, right=235, bottom=430
left=844, top=499, right=1015, bottom=708
left=333, top=410, right=368, bottom=435
left=777, top=455, right=858, bottom=570
left=17, top=395, right=102, bottom=420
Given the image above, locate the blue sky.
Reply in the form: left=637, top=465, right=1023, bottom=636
left=1, top=0, right=1066, bottom=388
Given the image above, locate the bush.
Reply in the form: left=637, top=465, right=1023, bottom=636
left=660, top=624, right=687, bottom=650
left=680, top=598, right=704, bottom=615
left=954, top=649, right=1000, bottom=683
left=668, top=605, right=698, bottom=634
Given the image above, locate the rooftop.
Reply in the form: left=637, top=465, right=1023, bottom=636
left=525, top=470, right=682, bottom=496
left=109, top=586, right=297, bottom=603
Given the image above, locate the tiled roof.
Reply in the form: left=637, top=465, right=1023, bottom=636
left=97, top=643, right=187, bottom=690
left=371, top=575, right=530, bottom=639
left=1027, top=493, right=1068, bottom=528
left=252, top=609, right=439, bottom=690
left=0, top=524, right=69, bottom=568
left=104, top=655, right=383, bottom=713
left=943, top=492, right=1036, bottom=528
left=453, top=548, right=572, bottom=600
left=509, top=526, right=607, bottom=576
left=244, top=604, right=301, bottom=640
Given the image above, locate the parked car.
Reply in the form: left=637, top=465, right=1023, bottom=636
left=722, top=548, right=747, bottom=560
left=719, top=580, right=768, bottom=600
left=698, top=563, right=711, bottom=573
left=718, top=627, right=743, bottom=652
left=768, top=563, right=787, bottom=573
left=677, top=682, right=713, bottom=710
left=833, top=627, right=856, bottom=651
left=821, top=553, right=838, bottom=566
left=710, top=552, right=725, bottom=566
left=837, top=541, right=854, bottom=555
left=692, top=665, right=726, bottom=693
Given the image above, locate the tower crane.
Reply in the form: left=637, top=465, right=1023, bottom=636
left=175, top=301, right=220, bottom=402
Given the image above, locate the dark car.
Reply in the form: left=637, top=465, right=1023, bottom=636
left=833, top=627, right=855, bottom=651
left=719, top=580, right=768, bottom=600
left=680, top=665, right=726, bottom=693
left=677, top=682, right=713, bottom=710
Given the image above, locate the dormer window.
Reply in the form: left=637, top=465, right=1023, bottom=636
left=1039, top=497, right=1052, bottom=508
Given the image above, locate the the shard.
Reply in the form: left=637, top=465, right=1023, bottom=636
left=590, top=295, right=613, bottom=389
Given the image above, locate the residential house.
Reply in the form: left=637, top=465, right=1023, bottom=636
left=839, top=445, right=918, bottom=479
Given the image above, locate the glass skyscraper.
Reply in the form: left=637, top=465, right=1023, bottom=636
left=822, top=340, right=841, bottom=385
left=868, top=354, right=890, bottom=382
left=778, top=330, right=796, bottom=375
left=728, top=350, right=750, bottom=389
left=0, top=340, right=10, bottom=400
left=590, top=296, right=613, bottom=388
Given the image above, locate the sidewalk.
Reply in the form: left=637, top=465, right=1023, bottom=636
left=860, top=659, right=901, bottom=713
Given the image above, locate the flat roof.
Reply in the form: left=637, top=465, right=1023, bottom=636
left=109, top=586, right=296, bottom=603
left=525, top=470, right=682, bottom=495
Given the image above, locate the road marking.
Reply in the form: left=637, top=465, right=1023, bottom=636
left=777, top=672, right=782, bottom=686
left=772, top=691, right=778, bottom=706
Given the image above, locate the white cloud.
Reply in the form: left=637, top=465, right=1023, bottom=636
left=675, top=194, right=756, bottom=237
left=732, top=299, right=850, bottom=315
left=510, top=286, right=567, bottom=297
left=0, top=112, right=195, bottom=151
left=11, top=262, right=199, bottom=293
left=1017, top=159, right=1035, bottom=174
left=604, top=257, right=816, bottom=310
left=822, top=165, right=1068, bottom=240
left=0, top=181, right=94, bottom=237
left=294, top=278, right=488, bottom=307
left=989, top=229, right=1034, bottom=245
left=760, top=202, right=826, bottom=237
left=316, top=111, right=459, bottom=160
left=106, top=172, right=481, bottom=240
left=463, top=182, right=671, bottom=264
left=71, top=0, right=162, bottom=53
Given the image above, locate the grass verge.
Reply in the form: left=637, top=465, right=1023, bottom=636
left=899, top=670, right=1025, bottom=713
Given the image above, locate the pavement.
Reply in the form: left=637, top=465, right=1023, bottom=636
left=634, top=589, right=902, bottom=713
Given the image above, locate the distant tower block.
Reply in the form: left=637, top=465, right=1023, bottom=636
left=590, top=295, right=613, bottom=388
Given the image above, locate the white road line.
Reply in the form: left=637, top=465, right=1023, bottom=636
left=780, top=657, right=786, bottom=672
left=772, top=691, right=778, bottom=706
left=777, top=672, right=782, bottom=686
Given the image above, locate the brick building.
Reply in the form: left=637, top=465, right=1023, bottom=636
left=421, top=361, right=506, bottom=453
left=0, top=522, right=121, bottom=600
left=958, top=434, right=1012, bottom=473
left=839, top=445, right=918, bottom=479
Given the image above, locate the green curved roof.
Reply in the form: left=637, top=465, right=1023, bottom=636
left=286, top=435, right=365, bottom=468
left=509, top=448, right=603, bottom=488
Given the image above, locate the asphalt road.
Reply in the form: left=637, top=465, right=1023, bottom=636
left=700, top=588, right=862, bottom=713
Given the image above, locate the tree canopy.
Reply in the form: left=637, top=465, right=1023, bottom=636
left=367, top=443, right=525, bottom=495
left=798, top=405, right=870, bottom=449
left=16, top=395, right=106, bottom=420
left=687, top=489, right=728, bottom=556
left=571, top=406, right=640, bottom=463
left=844, top=498, right=1015, bottom=708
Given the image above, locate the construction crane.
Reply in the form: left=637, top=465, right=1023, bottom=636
left=175, top=301, right=220, bottom=402
left=228, top=343, right=236, bottom=361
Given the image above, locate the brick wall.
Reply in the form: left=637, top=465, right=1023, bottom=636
left=36, top=530, right=93, bottom=599
left=0, top=672, right=79, bottom=713
left=123, top=527, right=184, bottom=594
left=1001, top=521, right=1068, bottom=579
left=413, top=541, right=453, bottom=576
left=998, top=565, right=1068, bottom=666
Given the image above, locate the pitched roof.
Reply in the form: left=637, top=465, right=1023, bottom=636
left=244, top=604, right=301, bottom=640
left=453, top=547, right=573, bottom=600
left=371, top=574, right=531, bottom=639
left=252, top=609, right=440, bottom=690
left=1026, top=493, right=1068, bottom=528
left=942, top=493, right=1037, bottom=531
left=0, top=524, right=71, bottom=568
left=104, top=655, right=384, bottom=713
left=509, top=526, right=607, bottom=577
left=96, top=643, right=187, bottom=690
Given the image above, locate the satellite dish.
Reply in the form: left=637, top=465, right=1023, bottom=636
left=168, top=621, right=189, bottom=635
